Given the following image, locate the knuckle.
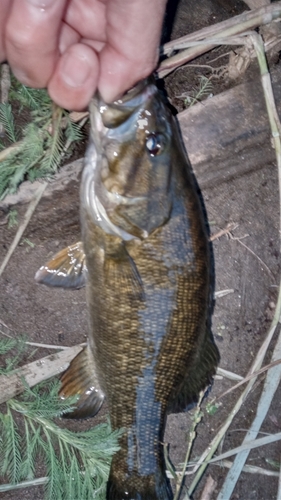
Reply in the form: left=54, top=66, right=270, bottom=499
left=6, top=26, right=35, bottom=55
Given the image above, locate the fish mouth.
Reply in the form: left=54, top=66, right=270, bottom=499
left=83, top=77, right=163, bottom=241
left=90, top=77, right=158, bottom=143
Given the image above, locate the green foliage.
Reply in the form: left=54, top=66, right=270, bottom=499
left=205, top=401, right=220, bottom=416
left=265, top=458, right=280, bottom=470
left=0, top=73, right=87, bottom=199
left=184, top=76, right=213, bottom=107
left=0, top=337, right=18, bottom=355
left=21, top=238, right=35, bottom=251
left=0, top=336, right=26, bottom=375
left=7, top=209, right=18, bottom=229
left=0, top=337, right=121, bottom=499
left=0, top=103, right=18, bottom=143
left=10, top=81, right=51, bottom=112
left=64, top=115, right=85, bottom=143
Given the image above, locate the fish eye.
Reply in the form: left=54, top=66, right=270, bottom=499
left=146, top=133, right=162, bottom=156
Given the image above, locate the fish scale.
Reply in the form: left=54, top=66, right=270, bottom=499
left=35, top=77, right=219, bottom=499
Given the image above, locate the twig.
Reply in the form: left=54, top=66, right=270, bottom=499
left=211, top=459, right=279, bottom=477
left=210, top=222, right=238, bottom=241
left=209, top=432, right=281, bottom=464
left=24, top=341, right=86, bottom=350
left=162, top=4, right=281, bottom=54
left=214, top=289, right=234, bottom=299
left=0, top=182, right=47, bottom=278
left=234, top=238, right=274, bottom=278
left=0, top=344, right=83, bottom=404
left=199, top=475, right=217, bottom=500
left=216, top=31, right=281, bottom=500
left=166, top=456, right=280, bottom=479
left=216, top=367, right=243, bottom=382
left=211, top=220, right=274, bottom=292
left=188, top=317, right=281, bottom=496
left=210, top=218, right=273, bottom=281
left=217, top=358, right=281, bottom=401
left=0, top=325, right=85, bottom=351
left=277, top=455, right=281, bottom=500
left=173, top=391, right=204, bottom=500
left=0, top=141, right=23, bottom=161
left=159, top=3, right=281, bottom=77
left=0, top=476, right=48, bottom=492
left=159, top=28, right=281, bottom=498
left=243, top=0, right=270, bottom=9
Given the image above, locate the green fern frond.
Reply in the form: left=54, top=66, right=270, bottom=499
left=43, top=430, right=63, bottom=500
left=0, top=408, right=22, bottom=484
left=19, top=419, right=37, bottom=480
left=0, top=79, right=86, bottom=197
left=9, top=78, right=51, bottom=113
left=22, top=123, right=45, bottom=162
left=0, top=392, right=120, bottom=500
left=0, top=336, right=26, bottom=375
left=198, top=75, right=213, bottom=95
left=0, top=363, right=121, bottom=499
left=18, top=380, right=78, bottom=419
left=64, top=115, right=85, bottom=142
left=39, top=130, right=65, bottom=175
left=17, top=86, right=51, bottom=112
left=0, top=103, right=18, bottom=143
left=1, top=158, right=29, bottom=195
left=0, top=337, right=18, bottom=355
left=34, top=106, right=65, bottom=177
left=184, top=75, right=213, bottom=107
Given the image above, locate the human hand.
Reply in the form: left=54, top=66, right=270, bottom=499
left=0, top=0, right=167, bottom=110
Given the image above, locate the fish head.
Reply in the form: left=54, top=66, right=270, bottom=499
left=82, top=78, right=174, bottom=240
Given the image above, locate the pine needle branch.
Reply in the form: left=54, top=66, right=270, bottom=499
left=0, top=103, right=18, bottom=143
left=0, top=77, right=86, bottom=198
left=0, top=337, right=122, bottom=498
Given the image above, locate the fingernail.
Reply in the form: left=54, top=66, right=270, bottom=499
left=61, top=51, right=91, bottom=88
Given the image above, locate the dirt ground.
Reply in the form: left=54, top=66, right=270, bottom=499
left=1, top=0, right=281, bottom=499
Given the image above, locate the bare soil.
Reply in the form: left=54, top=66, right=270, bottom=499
left=1, top=0, right=281, bottom=499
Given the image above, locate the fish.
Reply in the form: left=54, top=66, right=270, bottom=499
left=35, top=77, right=219, bottom=499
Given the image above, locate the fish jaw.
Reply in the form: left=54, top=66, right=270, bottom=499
left=81, top=78, right=174, bottom=240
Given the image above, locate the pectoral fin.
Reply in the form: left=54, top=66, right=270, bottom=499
left=35, top=241, right=86, bottom=289
left=59, top=346, right=105, bottom=419
left=104, top=245, right=145, bottom=301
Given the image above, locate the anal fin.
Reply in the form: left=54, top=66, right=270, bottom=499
left=59, top=346, right=104, bottom=419
left=35, top=241, right=86, bottom=289
left=104, top=244, right=145, bottom=301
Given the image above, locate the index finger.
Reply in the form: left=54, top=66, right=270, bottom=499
left=98, top=0, right=167, bottom=102
left=5, top=0, right=68, bottom=88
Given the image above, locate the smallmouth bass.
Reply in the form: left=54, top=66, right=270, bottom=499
left=36, top=78, right=219, bottom=499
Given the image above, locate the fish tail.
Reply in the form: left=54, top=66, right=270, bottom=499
left=106, top=471, right=173, bottom=500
